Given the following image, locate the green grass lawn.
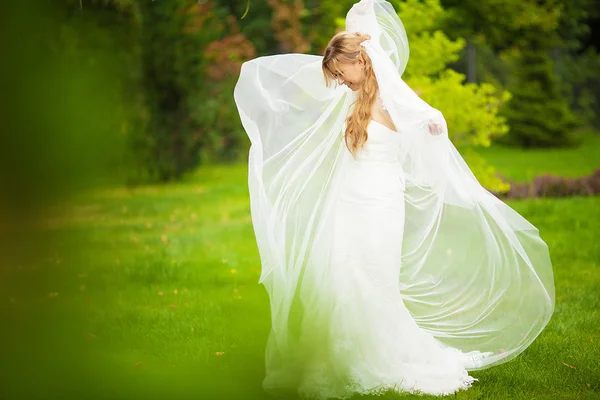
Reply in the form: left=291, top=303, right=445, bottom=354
left=475, top=129, right=600, bottom=183
left=2, top=136, right=599, bottom=399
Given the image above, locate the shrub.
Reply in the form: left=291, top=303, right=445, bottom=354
left=495, top=168, right=600, bottom=199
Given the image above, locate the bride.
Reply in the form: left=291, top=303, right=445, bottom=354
left=234, top=0, right=555, bottom=398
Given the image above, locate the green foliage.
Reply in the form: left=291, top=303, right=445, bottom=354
left=440, top=0, right=561, bottom=51
left=64, top=0, right=257, bottom=182
left=189, top=76, right=251, bottom=165
left=134, top=1, right=226, bottom=181
left=217, top=0, right=278, bottom=56
left=308, top=0, right=356, bottom=51
left=555, top=0, right=598, bottom=51
left=554, top=1, right=600, bottom=125
left=500, top=30, right=578, bottom=148
left=441, top=0, right=600, bottom=144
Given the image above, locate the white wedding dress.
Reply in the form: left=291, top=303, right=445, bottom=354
left=261, top=121, right=492, bottom=399
left=234, top=1, right=555, bottom=398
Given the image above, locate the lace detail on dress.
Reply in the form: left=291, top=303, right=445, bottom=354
left=298, top=360, right=479, bottom=400
left=379, top=95, right=387, bottom=111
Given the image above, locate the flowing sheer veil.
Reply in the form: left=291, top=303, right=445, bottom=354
left=234, top=0, right=554, bottom=372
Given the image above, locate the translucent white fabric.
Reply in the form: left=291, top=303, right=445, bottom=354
left=234, top=0, right=554, bottom=397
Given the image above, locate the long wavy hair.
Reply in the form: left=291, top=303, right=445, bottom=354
left=322, top=31, right=378, bottom=158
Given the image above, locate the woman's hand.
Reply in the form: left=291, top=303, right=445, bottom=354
left=428, top=122, right=443, bottom=136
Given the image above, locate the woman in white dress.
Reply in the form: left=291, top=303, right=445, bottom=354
left=234, top=0, right=555, bottom=398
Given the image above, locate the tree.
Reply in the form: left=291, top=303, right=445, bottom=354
left=134, top=1, right=226, bottom=180
left=76, top=0, right=258, bottom=179
left=440, top=0, right=560, bottom=52
left=500, top=28, right=577, bottom=147
left=441, top=0, right=589, bottom=146
left=553, top=0, right=600, bottom=125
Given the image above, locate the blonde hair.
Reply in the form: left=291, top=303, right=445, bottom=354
left=322, top=31, right=378, bottom=158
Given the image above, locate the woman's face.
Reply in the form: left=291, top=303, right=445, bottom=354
left=330, top=59, right=364, bottom=91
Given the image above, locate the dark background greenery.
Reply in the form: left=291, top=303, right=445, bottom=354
left=5, top=0, right=598, bottom=188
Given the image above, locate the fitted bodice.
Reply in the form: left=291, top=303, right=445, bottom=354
left=342, top=119, right=407, bottom=191
left=355, top=119, right=404, bottom=163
